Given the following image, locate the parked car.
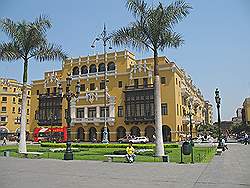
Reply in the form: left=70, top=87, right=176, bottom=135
left=129, top=136, right=149, bottom=144
left=118, top=135, right=135, bottom=143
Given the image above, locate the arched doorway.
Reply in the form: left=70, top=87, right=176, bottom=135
left=89, top=127, right=97, bottom=142
left=77, top=127, right=85, bottom=142
left=145, top=125, right=155, bottom=142
left=0, top=127, right=8, bottom=139
left=101, top=127, right=110, bottom=141
left=162, top=125, right=171, bottom=142
left=117, top=126, right=126, bottom=140
left=130, top=126, right=140, bottom=137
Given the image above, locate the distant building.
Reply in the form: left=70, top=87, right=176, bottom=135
left=0, top=78, right=31, bottom=138
left=204, top=101, right=213, bottom=125
left=232, top=108, right=243, bottom=125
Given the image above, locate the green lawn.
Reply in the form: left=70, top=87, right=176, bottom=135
left=0, top=144, right=216, bottom=163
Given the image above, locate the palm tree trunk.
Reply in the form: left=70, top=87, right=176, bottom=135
left=18, top=59, right=28, bottom=153
left=153, top=50, right=165, bottom=156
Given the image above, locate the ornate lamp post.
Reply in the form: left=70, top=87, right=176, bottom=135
left=91, top=24, right=112, bottom=144
left=188, top=99, right=194, bottom=163
left=215, top=88, right=222, bottom=148
left=58, top=75, right=80, bottom=160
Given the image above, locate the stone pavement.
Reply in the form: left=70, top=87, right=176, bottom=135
left=0, top=143, right=249, bottom=188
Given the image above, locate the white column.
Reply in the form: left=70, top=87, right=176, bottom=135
left=70, top=99, right=76, bottom=126
left=84, top=107, right=88, bottom=118
left=96, top=106, right=100, bottom=118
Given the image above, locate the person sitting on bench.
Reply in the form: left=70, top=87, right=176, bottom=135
left=126, top=142, right=136, bottom=163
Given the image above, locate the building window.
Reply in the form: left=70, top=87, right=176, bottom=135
left=100, top=82, right=105, bottom=90
left=53, top=87, right=57, bottom=95
left=179, top=81, right=181, bottom=87
left=28, top=91, right=30, bottom=95
left=161, top=103, right=168, bottom=115
left=100, top=107, right=109, bottom=117
left=134, top=79, right=139, bottom=88
left=72, top=66, right=79, bottom=75
left=3, top=87, right=7, bottom=92
left=12, top=107, right=15, bottom=113
left=88, top=107, right=96, bottom=118
left=90, top=83, right=95, bottom=90
left=27, top=119, right=29, bottom=124
left=27, top=109, right=29, bottom=115
left=107, top=62, right=115, bottom=71
left=18, top=98, right=22, bottom=104
left=118, top=106, right=123, bottom=117
left=176, top=78, right=178, bottom=85
left=0, top=117, right=6, bottom=122
left=2, top=97, right=7, bottom=102
left=161, top=77, right=166, bottom=84
left=177, top=104, right=179, bottom=116
left=80, top=84, right=85, bottom=91
left=89, top=64, right=97, bottom=73
left=13, top=88, right=16, bottom=92
left=76, top=108, right=84, bottom=118
left=13, top=97, right=16, bottom=103
left=98, top=63, right=106, bottom=72
left=37, top=90, right=39, bottom=95
left=2, top=107, right=7, bottom=112
left=27, top=100, right=30, bottom=106
left=118, top=81, right=122, bottom=88
left=47, top=88, right=50, bottom=94
left=143, top=78, right=148, bottom=87
left=81, top=65, right=88, bottom=74
left=18, top=107, right=21, bottom=114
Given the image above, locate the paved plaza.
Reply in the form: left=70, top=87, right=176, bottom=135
left=0, top=143, right=249, bottom=188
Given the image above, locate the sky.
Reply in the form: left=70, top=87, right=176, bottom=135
left=0, top=0, right=250, bottom=121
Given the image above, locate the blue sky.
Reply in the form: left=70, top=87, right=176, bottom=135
left=0, top=0, right=250, bottom=121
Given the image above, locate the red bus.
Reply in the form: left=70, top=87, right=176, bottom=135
left=33, top=127, right=67, bottom=142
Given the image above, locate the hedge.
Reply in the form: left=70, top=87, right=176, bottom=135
left=40, top=143, right=179, bottom=149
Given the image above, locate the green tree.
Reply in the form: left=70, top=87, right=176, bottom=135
left=0, top=16, right=67, bottom=153
left=112, top=0, right=192, bottom=156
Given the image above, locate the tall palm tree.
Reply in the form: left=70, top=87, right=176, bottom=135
left=112, top=0, right=192, bottom=156
left=0, top=15, right=67, bottom=153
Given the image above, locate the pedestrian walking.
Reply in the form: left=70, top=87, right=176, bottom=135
left=2, top=136, right=7, bottom=146
left=244, top=133, right=249, bottom=145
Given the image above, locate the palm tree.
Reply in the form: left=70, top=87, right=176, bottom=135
left=112, top=0, right=192, bottom=156
left=0, top=15, right=67, bottom=153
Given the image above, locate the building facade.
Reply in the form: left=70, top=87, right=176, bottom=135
left=0, top=78, right=31, bottom=138
left=243, top=98, right=250, bottom=125
left=30, top=50, right=211, bottom=142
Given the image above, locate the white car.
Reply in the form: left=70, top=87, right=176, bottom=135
left=129, top=136, right=149, bottom=144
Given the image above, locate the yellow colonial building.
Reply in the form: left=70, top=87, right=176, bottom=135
left=0, top=78, right=31, bottom=138
left=30, top=50, right=211, bottom=142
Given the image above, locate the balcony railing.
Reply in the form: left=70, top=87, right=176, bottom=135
left=125, top=84, right=154, bottom=91
left=72, top=117, right=115, bottom=125
left=125, top=116, right=155, bottom=123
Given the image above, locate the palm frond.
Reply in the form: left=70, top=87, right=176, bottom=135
left=0, top=42, right=22, bottom=61
left=32, top=15, right=52, bottom=34
left=0, top=18, right=18, bottom=40
left=158, top=31, right=184, bottom=51
left=112, top=25, right=152, bottom=51
left=165, top=0, right=192, bottom=27
left=126, top=0, right=148, bottom=19
left=32, top=43, right=67, bottom=61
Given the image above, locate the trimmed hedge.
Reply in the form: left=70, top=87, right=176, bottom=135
left=40, top=143, right=179, bottom=149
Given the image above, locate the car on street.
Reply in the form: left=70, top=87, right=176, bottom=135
left=129, top=136, right=149, bottom=144
left=118, top=135, right=135, bottom=143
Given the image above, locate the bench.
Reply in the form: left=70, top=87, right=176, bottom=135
left=19, top=152, right=44, bottom=158
left=104, top=155, right=126, bottom=162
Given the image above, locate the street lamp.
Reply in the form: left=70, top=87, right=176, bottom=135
left=187, top=99, right=194, bottom=163
left=58, top=74, right=80, bottom=160
left=91, top=24, right=112, bottom=144
left=215, top=88, right=222, bottom=148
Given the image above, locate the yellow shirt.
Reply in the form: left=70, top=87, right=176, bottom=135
left=126, top=146, right=135, bottom=155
